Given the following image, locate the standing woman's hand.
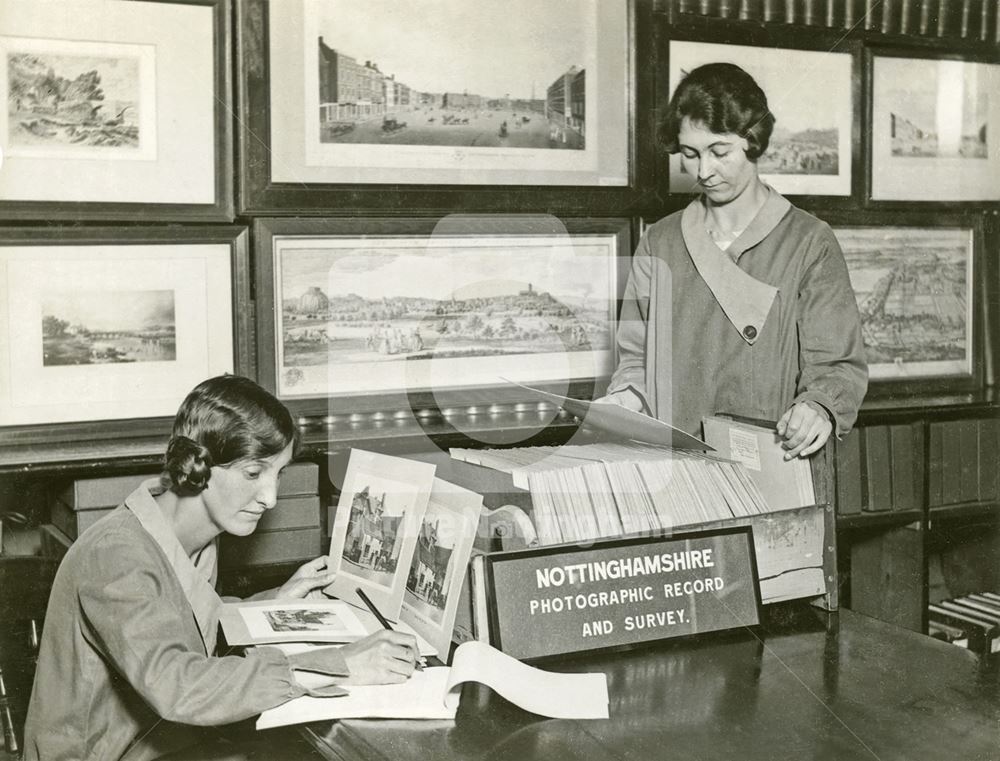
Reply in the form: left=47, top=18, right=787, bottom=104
left=776, top=401, right=832, bottom=459
left=275, top=556, right=337, bottom=599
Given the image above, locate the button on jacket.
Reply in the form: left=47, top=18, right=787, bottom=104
left=609, top=188, right=868, bottom=437
left=23, top=482, right=324, bottom=761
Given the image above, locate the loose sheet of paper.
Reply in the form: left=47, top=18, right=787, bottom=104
left=257, top=640, right=609, bottom=729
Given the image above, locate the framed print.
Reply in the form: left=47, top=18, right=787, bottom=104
left=0, top=227, right=250, bottom=445
left=666, top=37, right=857, bottom=198
left=254, top=216, right=630, bottom=420
left=828, top=215, right=982, bottom=392
left=326, top=450, right=437, bottom=619
left=400, top=478, right=483, bottom=660
left=0, top=0, right=233, bottom=221
left=870, top=52, right=1000, bottom=202
left=238, top=0, right=655, bottom=213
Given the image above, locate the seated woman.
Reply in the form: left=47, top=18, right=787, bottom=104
left=24, top=375, right=417, bottom=761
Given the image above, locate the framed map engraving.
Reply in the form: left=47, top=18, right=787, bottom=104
left=667, top=37, right=857, bottom=198
left=0, top=226, right=250, bottom=445
left=254, top=216, right=629, bottom=419
left=0, top=0, right=232, bottom=221
left=831, top=216, right=982, bottom=391
left=870, top=52, right=1000, bottom=202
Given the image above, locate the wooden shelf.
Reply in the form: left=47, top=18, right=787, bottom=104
left=929, top=501, right=1000, bottom=524
left=839, top=509, right=923, bottom=531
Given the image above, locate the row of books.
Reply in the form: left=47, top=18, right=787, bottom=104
left=451, top=441, right=772, bottom=545
left=928, top=593, right=1000, bottom=660
left=669, top=0, right=1000, bottom=41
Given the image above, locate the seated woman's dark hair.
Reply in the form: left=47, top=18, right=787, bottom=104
left=163, top=375, right=299, bottom=496
left=660, top=62, right=775, bottom=161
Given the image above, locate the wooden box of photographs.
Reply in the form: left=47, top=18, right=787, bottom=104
left=435, top=418, right=838, bottom=645
left=48, top=464, right=323, bottom=569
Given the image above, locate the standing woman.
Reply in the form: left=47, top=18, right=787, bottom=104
left=24, top=375, right=417, bottom=761
left=603, top=63, right=868, bottom=456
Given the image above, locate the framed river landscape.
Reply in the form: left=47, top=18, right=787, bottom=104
left=0, top=227, right=250, bottom=445
left=253, top=217, right=629, bottom=419
left=830, top=215, right=983, bottom=393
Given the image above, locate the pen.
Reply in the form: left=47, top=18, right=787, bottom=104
left=355, top=587, right=424, bottom=670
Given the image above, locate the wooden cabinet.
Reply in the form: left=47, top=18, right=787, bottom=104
left=835, top=394, right=1000, bottom=634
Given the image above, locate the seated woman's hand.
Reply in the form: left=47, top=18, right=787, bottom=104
left=776, top=401, right=832, bottom=459
left=275, top=556, right=337, bottom=599
left=339, top=630, right=418, bottom=685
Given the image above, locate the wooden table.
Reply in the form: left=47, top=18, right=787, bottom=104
left=295, top=606, right=999, bottom=761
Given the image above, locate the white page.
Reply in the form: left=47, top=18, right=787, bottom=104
left=257, top=640, right=609, bottom=729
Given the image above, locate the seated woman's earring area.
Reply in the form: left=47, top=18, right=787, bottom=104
left=598, top=62, right=868, bottom=458
left=22, top=375, right=419, bottom=761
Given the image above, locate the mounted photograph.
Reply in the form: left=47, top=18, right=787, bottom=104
left=871, top=54, right=1000, bottom=201
left=667, top=39, right=854, bottom=197
left=326, top=450, right=437, bottom=618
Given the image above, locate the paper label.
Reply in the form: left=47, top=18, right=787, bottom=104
left=729, top=429, right=762, bottom=471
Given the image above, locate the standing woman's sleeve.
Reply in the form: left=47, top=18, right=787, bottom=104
left=77, top=532, right=308, bottom=726
left=608, top=233, right=655, bottom=401
left=793, top=225, right=869, bottom=436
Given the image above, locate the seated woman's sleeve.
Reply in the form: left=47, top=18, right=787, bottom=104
left=608, top=234, right=654, bottom=400
left=77, top=532, right=309, bottom=726
left=794, top=226, right=869, bottom=436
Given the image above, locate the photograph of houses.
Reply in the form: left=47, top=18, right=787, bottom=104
left=311, top=0, right=587, bottom=150
left=6, top=47, right=142, bottom=152
left=41, top=289, right=176, bottom=366
left=342, top=481, right=409, bottom=586
left=264, top=607, right=348, bottom=634
left=405, top=513, right=457, bottom=626
left=837, top=227, right=972, bottom=379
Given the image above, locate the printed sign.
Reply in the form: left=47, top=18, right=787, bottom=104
left=486, top=527, right=761, bottom=660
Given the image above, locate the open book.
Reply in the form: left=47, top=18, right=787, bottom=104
left=256, top=640, right=609, bottom=728
left=505, top=380, right=712, bottom=451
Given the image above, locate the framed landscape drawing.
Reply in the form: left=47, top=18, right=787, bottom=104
left=831, top=218, right=981, bottom=391
left=870, top=53, right=1000, bottom=202
left=667, top=38, right=857, bottom=198
left=0, top=0, right=232, bottom=221
left=0, top=227, right=250, bottom=445
left=254, top=216, right=629, bottom=420
left=326, top=450, right=437, bottom=619
left=238, top=0, right=654, bottom=213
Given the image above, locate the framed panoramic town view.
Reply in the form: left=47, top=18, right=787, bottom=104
left=253, top=216, right=629, bottom=418
left=666, top=37, right=857, bottom=198
left=831, top=218, right=982, bottom=391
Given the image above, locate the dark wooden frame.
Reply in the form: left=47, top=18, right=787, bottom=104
left=253, top=215, right=633, bottom=424
left=236, top=0, right=658, bottom=216
left=0, top=0, right=234, bottom=223
left=816, top=209, right=986, bottom=397
left=655, top=16, right=864, bottom=208
left=0, top=226, right=251, bottom=448
left=864, top=45, right=1000, bottom=208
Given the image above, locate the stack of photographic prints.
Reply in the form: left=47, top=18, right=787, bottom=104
left=325, top=450, right=484, bottom=658
left=450, top=442, right=772, bottom=546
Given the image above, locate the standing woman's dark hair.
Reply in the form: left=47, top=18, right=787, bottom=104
left=164, top=375, right=300, bottom=497
left=660, top=62, right=776, bottom=160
